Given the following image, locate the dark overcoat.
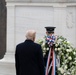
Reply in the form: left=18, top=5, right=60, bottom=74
left=15, top=40, right=45, bottom=75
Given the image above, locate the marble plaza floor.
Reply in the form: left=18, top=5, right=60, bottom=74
left=0, top=59, right=16, bottom=75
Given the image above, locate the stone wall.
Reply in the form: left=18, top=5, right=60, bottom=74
left=6, top=0, right=76, bottom=3
left=0, top=0, right=6, bottom=59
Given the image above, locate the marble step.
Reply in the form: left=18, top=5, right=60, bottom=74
left=0, top=59, right=16, bottom=75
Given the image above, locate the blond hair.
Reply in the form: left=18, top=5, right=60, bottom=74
left=25, top=30, right=36, bottom=41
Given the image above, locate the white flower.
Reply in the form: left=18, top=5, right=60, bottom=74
left=66, top=49, right=69, bottom=52
left=43, top=48, right=46, bottom=51
left=55, top=48, right=58, bottom=51
left=68, top=56, right=72, bottom=60
left=64, top=65, right=67, bottom=69
left=43, top=53, right=46, bottom=56
left=58, top=67, right=64, bottom=74
left=69, top=49, right=72, bottom=52
left=61, top=53, right=64, bottom=55
left=67, top=41, right=70, bottom=44
left=46, top=48, right=49, bottom=50
left=73, top=52, right=75, bottom=55
left=58, top=48, right=61, bottom=51
left=66, top=49, right=72, bottom=52
left=63, top=73, right=66, bottom=75
left=66, top=54, right=69, bottom=57
left=55, top=44, right=58, bottom=47
left=68, top=46, right=71, bottom=48
left=58, top=39, right=62, bottom=42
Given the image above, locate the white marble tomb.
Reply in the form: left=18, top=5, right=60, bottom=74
left=0, top=0, right=76, bottom=75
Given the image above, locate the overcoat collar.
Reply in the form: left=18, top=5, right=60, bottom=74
left=24, top=39, right=34, bottom=43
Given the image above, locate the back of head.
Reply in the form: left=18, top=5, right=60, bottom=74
left=25, top=30, right=36, bottom=41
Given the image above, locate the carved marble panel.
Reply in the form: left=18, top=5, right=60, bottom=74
left=66, top=7, right=75, bottom=29
left=15, top=7, right=54, bottom=44
left=66, top=6, right=76, bottom=47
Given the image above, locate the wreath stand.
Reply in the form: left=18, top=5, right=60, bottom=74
left=45, top=46, right=56, bottom=75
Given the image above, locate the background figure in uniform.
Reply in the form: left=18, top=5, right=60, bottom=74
left=15, top=30, right=45, bottom=75
left=44, top=26, right=56, bottom=75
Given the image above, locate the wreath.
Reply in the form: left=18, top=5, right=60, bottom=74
left=37, top=35, right=76, bottom=75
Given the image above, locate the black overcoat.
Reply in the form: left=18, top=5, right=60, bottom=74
left=15, top=40, right=45, bottom=75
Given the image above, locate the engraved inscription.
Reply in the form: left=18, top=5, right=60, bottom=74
left=66, top=7, right=75, bottom=29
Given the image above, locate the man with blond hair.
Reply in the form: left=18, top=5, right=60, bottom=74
left=15, top=30, right=45, bottom=75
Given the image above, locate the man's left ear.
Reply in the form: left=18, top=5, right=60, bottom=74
left=33, top=37, right=35, bottom=41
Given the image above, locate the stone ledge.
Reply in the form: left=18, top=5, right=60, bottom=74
left=0, top=60, right=16, bottom=75
left=5, top=0, right=76, bottom=3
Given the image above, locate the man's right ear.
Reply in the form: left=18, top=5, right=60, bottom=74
left=46, top=32, right=49, bottom=35
left=46, top=32, right=48, bottom=34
